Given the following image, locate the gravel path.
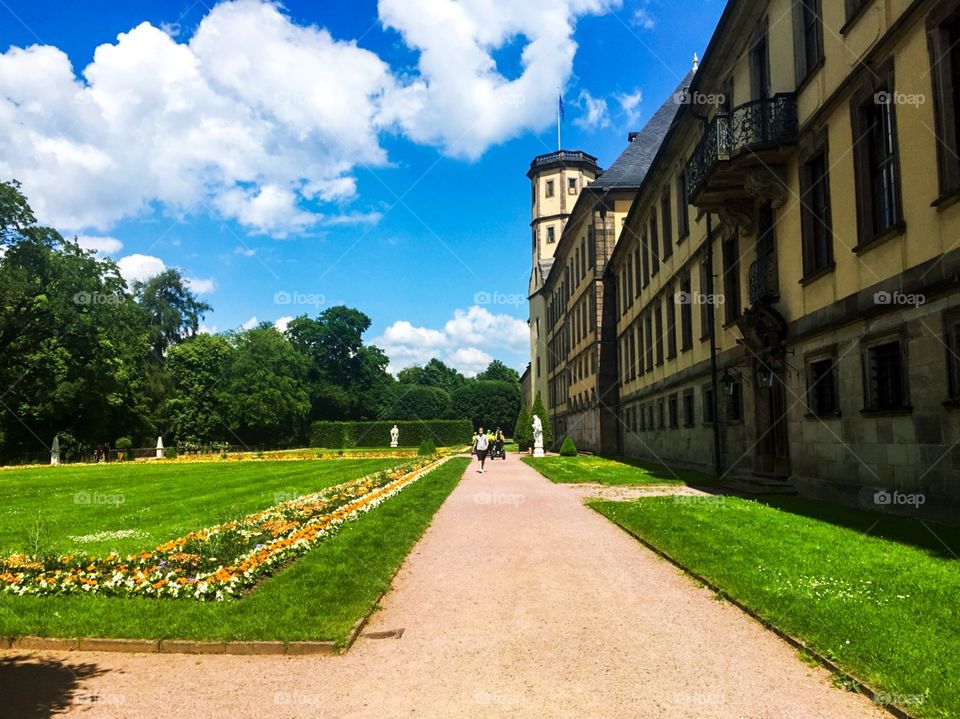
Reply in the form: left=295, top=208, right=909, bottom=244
left=2, top=453, right=886, bottom=718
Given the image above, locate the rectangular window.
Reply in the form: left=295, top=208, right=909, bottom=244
left=703, top=384, right=715, bottom=423
left=699, top=260, right=711, bottom=342
left=636, top=322, right=645, bottom=377
left=644, top=314, right=654, bottom=371
left=658, top=399, right=666, bottom=430
left=679, top=270, right=693, bottom=351
left=545, top=179, right=555, bottom=198
left=851, top=65, right=903, bottom=246
left=668, top=394, right=679, bottom=429
left=683, top=389, right=695, bottom=427
left=661, top=189, right=673, bottom=259
left=845, top=0, right=870, bottom=25
left=800, top=143, right=834, bottom=277
left=722, top=235, right=741, bottom=323
left=547, top=226, right=556, bottom=243
left=568, top=177, right=578, bottom=194
left=641, top=227, right=650, bottom=287
left=647, top=404, right=654, bottom=430
left=676, top=170, right=690, bottom=240
left=633, top=245, right=642, bottom=298
left=863, top=337, right=909, bottom=411
left=727, top=382, right=743, bottom=422
left=793, top=0, right=824, bottom=85
left=639, top=404, right=646, bottom=431
left=927, top=5, right=960, bottom=198
left=807, top=356, right=839, bottom=415
left=650, top=213, right=660, bottom=276
left=947, top=311, right=960, bottom=400
left=750, top=18, right=770, bottom=100
left=629, top=327, right=637, bottom=381
left=665, top=285, right=677, bottom=359
left=654, top=301, right=664, bottom=366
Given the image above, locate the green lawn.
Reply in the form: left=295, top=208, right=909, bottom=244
left=0, top=458, right=401, bottom=556
left=593, top=496, right=960, bottom=719
left=0, top=458, right=468, bottom=643
left=522, top=455, right=712, bottom=486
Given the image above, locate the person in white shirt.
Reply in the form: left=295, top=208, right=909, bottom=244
left=473, top=426, right=490, bottom=473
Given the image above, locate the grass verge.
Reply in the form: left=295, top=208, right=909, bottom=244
left=522, top=455, right=712, bottom=486
left=592, top=495, right=960, bottom=719
left=0, top=458, right=469, bottom=644
left=0, top=459, right=400, bottom=556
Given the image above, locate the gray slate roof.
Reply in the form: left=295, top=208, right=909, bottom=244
left=588, top=70, right=694, bottom=192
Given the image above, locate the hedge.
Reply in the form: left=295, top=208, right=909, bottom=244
left=309, top=419, right=473, bottom=448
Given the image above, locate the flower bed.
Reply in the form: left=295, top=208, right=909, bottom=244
left=0, top=456, right=449, bottom=601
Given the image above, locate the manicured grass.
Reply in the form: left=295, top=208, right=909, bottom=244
left=593, top=496, right=960, bottom=719
left=0, top=458, right=469, bottom=643
left=0, top=458, right=400, bottom=556
left=522, top=455, right=712, bottom=486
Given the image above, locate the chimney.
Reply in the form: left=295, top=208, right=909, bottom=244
left=627, top=131, right=640, bottom=142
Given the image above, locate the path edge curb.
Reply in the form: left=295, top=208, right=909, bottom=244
left=590, top=505, right=919, bottom=719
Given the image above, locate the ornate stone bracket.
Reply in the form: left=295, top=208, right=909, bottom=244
left=744, top=167, right=789, bottom=209
left=734, top=303, right=788, bottom=366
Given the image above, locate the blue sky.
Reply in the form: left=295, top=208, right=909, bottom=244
left=0, top=0, right=724, bottom=375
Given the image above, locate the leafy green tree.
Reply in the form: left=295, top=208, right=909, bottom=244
left=163, top=333, right=234, bottom=443
left=134, top=269, right=211, bottom=359
left=451, top=380, right=519, bottom=434
left=397, top=358, right=466, bottom=394
left=222, top=325, right=310, bottom=447
left=476, top=359, right=520, bottom=385
left=378, top=385, right=452, bottom=420
left=514, top=405, right=532, bottom=451
left=0, top=181, right=154, bottom=459
left=531, top=393, right=554, bottom=449
left=286, top=306, right=392, bottom=421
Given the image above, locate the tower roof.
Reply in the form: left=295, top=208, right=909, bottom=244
left=526, top=150, right=601, bottom=179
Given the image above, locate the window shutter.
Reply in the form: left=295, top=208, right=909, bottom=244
left=792, top=1, right=807, bottom=87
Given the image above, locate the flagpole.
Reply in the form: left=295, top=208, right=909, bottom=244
left=557, top=87, right=562, bottom=151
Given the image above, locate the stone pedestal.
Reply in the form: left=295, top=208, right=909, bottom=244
left=390, top=440, right=398, bottom=448
left=533, top=442, right=545, bottom=458
left=156, top=436, right=164, bottom=459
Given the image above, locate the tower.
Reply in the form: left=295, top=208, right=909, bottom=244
left=526, top=150, right=601, bottom=412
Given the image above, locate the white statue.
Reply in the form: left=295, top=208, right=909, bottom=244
left=532, top=415, right=545, bottom=458
left=156, top=436, right=164, bottom=460
left=390, top=425, right=399, bottom=448
left=50, top=435, right=60, bottom=466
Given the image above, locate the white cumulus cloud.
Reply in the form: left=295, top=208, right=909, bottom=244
left=74, top=235, right=124, bottom=255
left=376, top=305, right=528, bottom=376
left=184, top=276, right=216, bottom=294
left=574, top=89, right=611, bottom=131
left=116, top=253, right=166, bottom=283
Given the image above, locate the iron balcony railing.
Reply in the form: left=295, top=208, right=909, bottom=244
left=748, top=255, right=779, bottom=305
left=531, top=150, right=598, bottom=167
left=686, top=93, right=799, bottom=199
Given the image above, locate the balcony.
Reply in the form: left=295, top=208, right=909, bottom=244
left=748, top=256, right=779, bottom=305
left=686, top=94, right=798, bottom=207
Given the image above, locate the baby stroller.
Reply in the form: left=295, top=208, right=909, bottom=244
left=489, top=434, right=506, bottom=460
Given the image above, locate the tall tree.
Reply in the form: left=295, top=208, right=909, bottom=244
left=134, top=269, right=211, bottom=359
left=223, top=324, right=310, bottom=447
left=451, top=380, right=520, bottom=434
left=163, top=333, right=234, bottom=443
left=476, top=359, right=520, bottom=385
left=398, top=358, right=466, bottom=394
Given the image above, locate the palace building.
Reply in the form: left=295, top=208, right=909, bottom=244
left=527, top=0, right=960, bottom=521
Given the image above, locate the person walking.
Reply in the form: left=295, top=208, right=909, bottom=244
left=474, top=426, right=489, bottom=473
left=494, top=427, right=505, bottom=459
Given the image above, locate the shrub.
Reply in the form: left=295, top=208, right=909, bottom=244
left=450, top=381, right=519, bottom=434
left=514, top=406, right=532, bottom=451
left=164, top=447, right=178, bottom=459
left=418, top=439, right=436, bottom=456
left=559, top=436, right=578, bottom=457
left=114, top=436, right=133, bottom=450
left=309, top=420, right=472, bottom=449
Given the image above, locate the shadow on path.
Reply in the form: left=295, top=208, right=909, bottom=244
left=0, top=654, right=109, bottom=718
